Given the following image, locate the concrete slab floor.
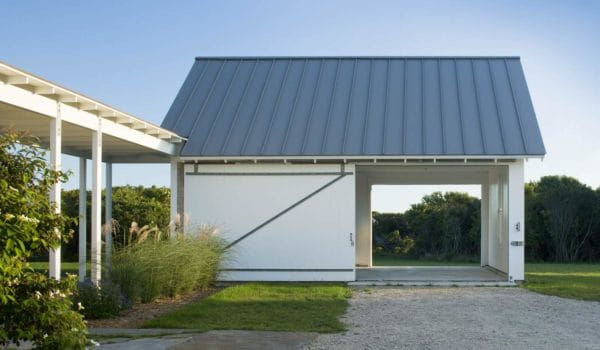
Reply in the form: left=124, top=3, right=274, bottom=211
left=355, top=266, right=506, bottom=282
left=92, top=330, right=318, bottom=350
left=171, top=330, right=319, bottom=350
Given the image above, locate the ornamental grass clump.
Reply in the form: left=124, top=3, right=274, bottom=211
left=110, top=224, right=227, bottom=303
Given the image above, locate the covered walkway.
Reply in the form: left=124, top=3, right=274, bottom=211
left=0, top=61, right=184, bottom=284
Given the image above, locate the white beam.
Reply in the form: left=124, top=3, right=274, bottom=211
left=6, top=75, right=30, bottom=85
left=104, top=163, right=113, bottom=269
left=34, top=86, right=57, bottom=95
left=99, top=110, right=117, bottom=118
left=132, top=123, right=148, bottom=131
left=80, top=103, right=99, bottom=112
left=507, top=159, right=525, bottom=281
left=0, top=83, right=177, bottom=155
left=59, top=95, right=79, bottom=104
left=48, top=103, right=62, bottom=280
left=91, top=120, right=102, bottom=285
left=78, top=157, right=87, bottom=282
left=147, top=129, right=160, bottom=136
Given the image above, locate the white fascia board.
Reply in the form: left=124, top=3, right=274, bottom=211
left=100, top=119, right=175, bottom=154
left=0, top=82, right=175, bottom=155
left=179, top=155, right=538, bottom=163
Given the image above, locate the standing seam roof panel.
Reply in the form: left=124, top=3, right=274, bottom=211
left=438, top=60, right=465, bottom=154
left=161, top=57, right=546, bottom=157
left=383, top=59, right=406, bottom=155
left=222, top=60, right=274, bottom=154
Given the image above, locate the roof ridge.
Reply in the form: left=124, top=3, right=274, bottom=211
left=195, top=56, right=521, bottom=60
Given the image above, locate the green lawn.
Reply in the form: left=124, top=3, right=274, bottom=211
left=373, top=255, right=478, bottom=266
left=522, top=263, right=600, bottom=301
left=29, top=261, right=89, bottom=276
left=143, top=283, right=351, bottom=333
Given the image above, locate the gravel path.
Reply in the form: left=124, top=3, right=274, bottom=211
left=309, top=287, right=600, bottom=350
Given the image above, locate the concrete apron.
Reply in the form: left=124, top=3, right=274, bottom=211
left=91, top=329, right=319, bottom=350
left=350, top=266, right=516, bottom=287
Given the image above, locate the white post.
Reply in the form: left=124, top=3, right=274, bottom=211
left=480, top=180, right=489, bottom=267
left=104, top=162, right=112, bottom=268
left=170, top=158, right=178, bottom=236
left=78, top=157, right=87, bottom=282
left=48, top=103, right=62, bottom=280
left=507, top=159, right=525, bottom=281
left=91, top=121, right=102, bottom=285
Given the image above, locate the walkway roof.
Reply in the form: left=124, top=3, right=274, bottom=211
left=163, top=56, right=545, bottom=159
left=0, top=61, right=184, bottom=163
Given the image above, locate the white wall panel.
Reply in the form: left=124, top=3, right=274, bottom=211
left=184, top=163, right=355, bottom=281
left=507, top=160, right=525, bottom=281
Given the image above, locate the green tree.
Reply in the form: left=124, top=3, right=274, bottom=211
left=60, top=185, right=171, bottom=258
left=373, top=192, right=480, bottom=261
left=404, top=192, right=480, bottom=260
left=524, top=182, right=553, bottom=261
left=372, top=212, right=410, bottom=254
left=530, top=176, right=600, bottom=262
left=0, top=131, right=87, bottom=348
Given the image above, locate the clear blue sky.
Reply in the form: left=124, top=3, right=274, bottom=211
left=2, top=0, right=598, bottom=212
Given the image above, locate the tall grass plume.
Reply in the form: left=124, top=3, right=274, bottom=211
left=110, top=223, right=228, bottom=303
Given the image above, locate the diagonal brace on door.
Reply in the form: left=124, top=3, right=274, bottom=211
left=225, top=170, right=351, bottom=249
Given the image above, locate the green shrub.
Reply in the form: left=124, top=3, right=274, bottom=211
left=1, top=271, right=87, bottom=349
left=0, top=130, right=86, bottom=349
left=73, top=280, right=130, bottom=319
left=110, top=232, right=227, bottom=303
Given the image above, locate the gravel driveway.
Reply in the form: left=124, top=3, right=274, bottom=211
left=309, top=287, right=600, bottom=350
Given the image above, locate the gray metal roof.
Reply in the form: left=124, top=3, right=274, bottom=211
left=162, top=57, right=545, bottom=157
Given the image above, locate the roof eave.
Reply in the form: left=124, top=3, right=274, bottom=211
left=0, top=60, right=186, bottom=143
left=177, top=154, right=544, bottom=163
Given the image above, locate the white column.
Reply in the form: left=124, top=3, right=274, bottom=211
left=486, top=169, right=502, bottom=272
left=507, top=159, right=525, bottom=281
left=49, top=104, right=62, bottom=280
left=91, top=121, right=102, bottom=285
left=170, top=158, right=178, bottom=236
left=78, top=157, right=87, bottom=282
left=480, top=180, right=489, bottom=267
left=355, top=172, right=372, bottom=267
left=104, top=162, right=113, bottom=268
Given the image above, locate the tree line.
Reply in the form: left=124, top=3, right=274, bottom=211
left=373, top=175, right=600, bottom=263
left=59, top=186, right=170, bottom=260
left=57, top=175, right=600, bottom=263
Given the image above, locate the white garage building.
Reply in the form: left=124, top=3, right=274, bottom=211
left=163, top=57, right=545, bottom=283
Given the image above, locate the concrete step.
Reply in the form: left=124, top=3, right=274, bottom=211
left=348, top=281, right=517, bottom=287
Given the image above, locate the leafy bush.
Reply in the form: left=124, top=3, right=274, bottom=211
left=110, top=226, right=227, bottom=303
left=2, top=272, right=87, bottom=349
left=73, top=280, right=130, bottom=319
left=0, top=130, right=87, bottom=349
